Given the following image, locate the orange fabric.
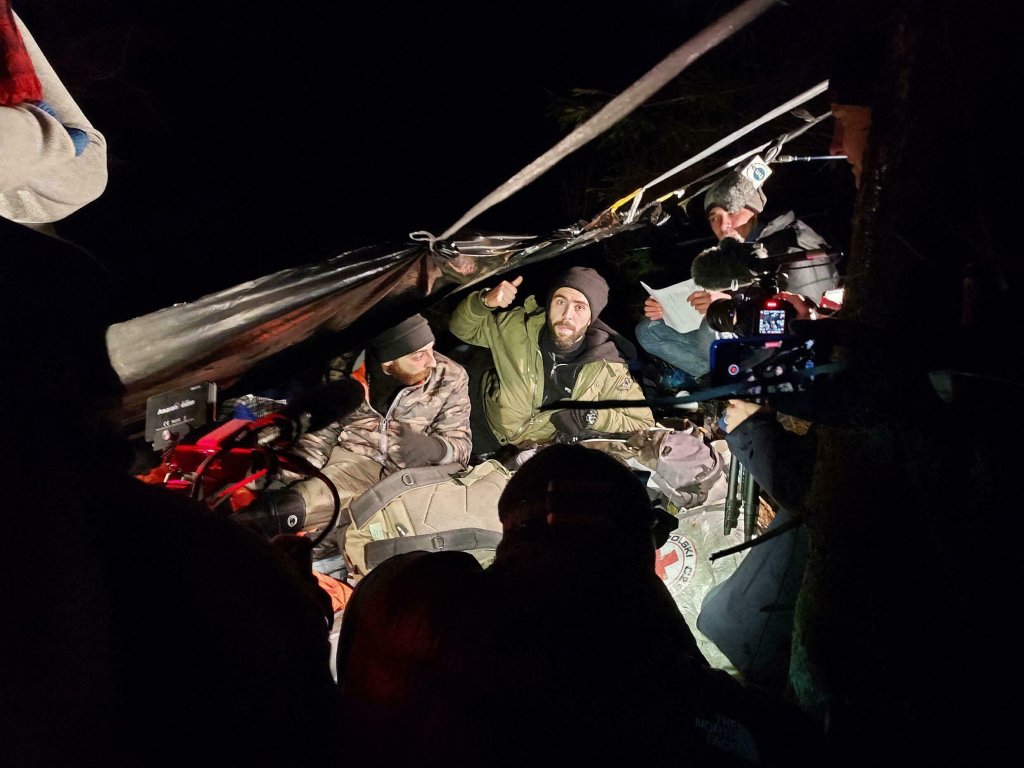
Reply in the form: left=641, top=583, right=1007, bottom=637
left=136, top=465, right=170, bottom=485
left=350, top=362, right=370, bottom=399
left=314, top=571, right=353, bottom=613
left=228, top=487, right=258, bottom=512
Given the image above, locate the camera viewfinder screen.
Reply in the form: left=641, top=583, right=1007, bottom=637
left=758, top=309, right=787, bottom=335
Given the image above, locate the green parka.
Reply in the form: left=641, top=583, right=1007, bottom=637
left=450, top=290, right=655, bottom=446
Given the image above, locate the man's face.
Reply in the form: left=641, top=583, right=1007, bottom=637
left=707, top=206, right=756, bottom=241
left=547, top=286, right=592, bottom=349
left=829, top=103, right=872, bottom=188
left=381, top=342, right=437, bottom=386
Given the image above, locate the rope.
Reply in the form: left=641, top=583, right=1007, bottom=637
left=409, top=230, right=437, bottom=247
left=667, top=108, right=835, bottom=214
left=622, top=79, right=830, bottom=222
left=435, top=0, right=782, bottom=241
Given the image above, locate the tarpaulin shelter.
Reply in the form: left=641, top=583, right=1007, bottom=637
left=106, top=0, right=843, bottom=431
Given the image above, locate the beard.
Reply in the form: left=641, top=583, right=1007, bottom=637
left=384, top=361, right=431, bottom=386
left=390, top=368, right=429, bottom=386
left=389, top=370, right=425, bottom=385
left=549, top=320, right=585, bottom=350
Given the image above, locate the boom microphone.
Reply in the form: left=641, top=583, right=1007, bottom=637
left=690, top=240, right=755, bottom=289
left=231, top=378, right=366, bottom=447
left=692, top=241, right=844, bottom=290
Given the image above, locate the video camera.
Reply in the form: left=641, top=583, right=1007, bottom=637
left=698, top=239, right=842, bottom=338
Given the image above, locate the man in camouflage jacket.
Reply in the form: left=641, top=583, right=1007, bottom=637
left=252, top=314, right=472, bottom=554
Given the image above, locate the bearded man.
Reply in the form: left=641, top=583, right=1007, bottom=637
left=246, top=313, right=472, bottom=560
left=449, top=265, right=653, bottom=449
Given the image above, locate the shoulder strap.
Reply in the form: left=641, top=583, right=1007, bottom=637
left=349, top=463, right=462, bottom=528
left=364, top=528, right=504, bottom=570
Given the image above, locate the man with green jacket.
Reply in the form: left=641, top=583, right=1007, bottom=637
left=449, top=265, right=654, bottom=450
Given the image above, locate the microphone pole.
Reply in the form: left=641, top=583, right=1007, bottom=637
left=773, top=154, right=847, bottom=163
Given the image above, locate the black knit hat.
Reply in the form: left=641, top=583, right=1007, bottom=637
left=703, top=171, right=766, bottom=215
left=368, top=314, right=434, bottom=363
left=547, top=266, right=609, bottom=319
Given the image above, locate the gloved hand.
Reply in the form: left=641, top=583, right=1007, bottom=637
left=394, top=424, right=446, bottom=466
left=232, top=488, right=307, bottom=538
left=549, top=407, right=597, bottom=438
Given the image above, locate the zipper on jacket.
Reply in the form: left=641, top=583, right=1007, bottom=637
left=505, top=346, right=543, bottom=444
left=380, top=386, right=414, bottom=455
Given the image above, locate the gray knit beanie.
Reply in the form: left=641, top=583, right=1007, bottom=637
left=368, top=314, right=434, bottom=363
left=547, top=266, right=609, bottom=319
left=703, top=171, right=767, bottom=214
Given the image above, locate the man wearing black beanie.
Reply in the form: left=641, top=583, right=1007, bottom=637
left=248, top=313, right=472, bottom=570
left=449, top=265, right=653, bottom=450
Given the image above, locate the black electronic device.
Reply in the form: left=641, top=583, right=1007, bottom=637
left=698, top=241, right=842, bottom=338
left=708, top=333, right=827, bottom=399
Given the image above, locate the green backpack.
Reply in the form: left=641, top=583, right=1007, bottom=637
left=344, top=459, right=511, bottom=578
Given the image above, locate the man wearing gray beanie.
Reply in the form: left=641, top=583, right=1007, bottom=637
left=636, top=171, right=840, bottom=393
left=250, top=313, right=472, bottom=569
left=450, top=265, right=653, bottom=451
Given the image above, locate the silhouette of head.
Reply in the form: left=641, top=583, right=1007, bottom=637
left=496, top=444, right=661, bottom=569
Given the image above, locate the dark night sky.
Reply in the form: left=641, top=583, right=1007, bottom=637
left=17, top=0, right=844, bottom=322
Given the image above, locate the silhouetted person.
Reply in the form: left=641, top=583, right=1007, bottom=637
left=697, top=399, right=816, bottom=695
left=334, top=549, right=492, bottom=766
left=486, top=443, right=827, bottom=767
left=1, top=210, right=339, bottom=766
left=782, top=3, right=1024, bottom=764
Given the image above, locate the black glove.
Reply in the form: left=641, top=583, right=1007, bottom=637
left=550, top=407, right=598, bottom=438
left=394, top=424, right=446, bottom=466
left=232, top=488, right=306, bottom=538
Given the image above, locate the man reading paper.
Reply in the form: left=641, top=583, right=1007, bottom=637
left=635, top=171, right=838, bottom=394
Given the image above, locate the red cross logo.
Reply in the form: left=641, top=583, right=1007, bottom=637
left=654, top=548, right=679, bottom=581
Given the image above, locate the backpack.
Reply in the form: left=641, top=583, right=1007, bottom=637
left=581, top=427, right=726, bottom=510
left=645, top=429, right=726, bottom=509
left=344, top=460, right=511, bottom=578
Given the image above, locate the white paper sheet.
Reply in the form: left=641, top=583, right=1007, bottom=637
left=641, top=278, right=704, bottom=333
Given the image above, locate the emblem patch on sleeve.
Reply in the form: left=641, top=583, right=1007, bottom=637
left=617, top=375, right=634, bottom=391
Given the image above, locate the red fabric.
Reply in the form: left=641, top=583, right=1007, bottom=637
left=0, top=2, right=42, bottom=105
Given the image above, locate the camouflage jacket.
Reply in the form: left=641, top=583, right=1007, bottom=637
left=291, top=351, right=472, bottom=472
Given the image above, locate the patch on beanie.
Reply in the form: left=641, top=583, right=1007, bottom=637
left=703, top=172, right=767, bottom=215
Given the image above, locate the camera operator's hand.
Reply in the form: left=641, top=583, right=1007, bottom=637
left=482, top=275, right=523, bottom=309
left=643, top=296, right=665, bottom=321
left=773, top=292, right=817, bottom=321
left=688, top=289, right=731, bottom=315
left=723, top=399, right=768, bottom=433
